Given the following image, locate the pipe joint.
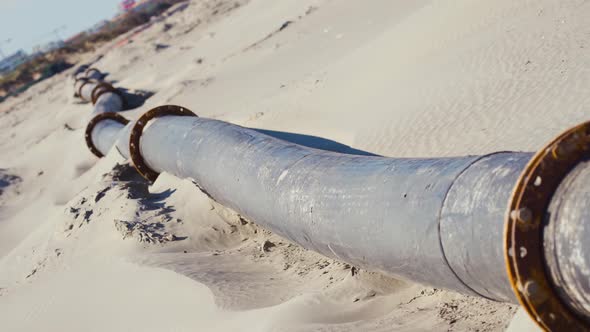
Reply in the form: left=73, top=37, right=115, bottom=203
left=129, top=105, right=197, bottom=181
left=90, top=82, right=125, bottom=108
left=85, top=112, right=130, bottom=158
left=75, top=77, right=90, bottom=98
left=505, top=121, right=590, bottom=331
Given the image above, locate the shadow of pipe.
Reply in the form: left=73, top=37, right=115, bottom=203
left=252, top=129, right=379, bottom=156
left=118, top=88, right=155, bottom=110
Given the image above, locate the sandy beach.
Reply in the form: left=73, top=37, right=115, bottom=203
left=1, top=0, right=589, bottom=331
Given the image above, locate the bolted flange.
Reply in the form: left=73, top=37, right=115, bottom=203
left=90, top=81, right=126, bottom=108
left=85, top=112, right=130, bottom=158
left=129, top=105, right=197, bottom=182
left=505, top=121, right=590, bottom=331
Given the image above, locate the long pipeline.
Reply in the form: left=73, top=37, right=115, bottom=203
left=78, top=79, right=590, bottom=330
left=72, top=65, right=129, bottom=157
left=73, top=67, right=125, bottom=118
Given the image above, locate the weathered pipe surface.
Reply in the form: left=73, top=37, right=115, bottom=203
left=83, top=106, right=590, bottom=332
left=85, top=114, right=559, bottom=303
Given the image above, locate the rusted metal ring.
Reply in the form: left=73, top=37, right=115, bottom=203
left=129, top=105, right=197, bottom=181
left=91, top=82, right=113, bottom=104
left=505, top=121, right=590, bottom=331
left=85, top=67, right=101, bottom=76
left=74, top=77, right=88, bottom=97
left=77, top=78, right=99, bottom=101
left=91, top=82, right=121, bottom=105
left=85, top=112, right=130, bottom=158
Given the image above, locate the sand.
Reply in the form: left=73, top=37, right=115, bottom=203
left=1, top=0, right=589, bottom=330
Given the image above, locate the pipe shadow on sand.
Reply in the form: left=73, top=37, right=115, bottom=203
left=252, top=129, right=379, bottom=156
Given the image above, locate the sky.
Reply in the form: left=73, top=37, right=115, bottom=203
left=0, top=0, right=123, bottom=57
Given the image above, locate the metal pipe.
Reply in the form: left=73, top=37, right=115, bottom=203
left=92, top=92, right=123, bottom=116
left=91, top=119, right=127, bottom=155
left=79, top=81, right=98, bottom=102
left=72, top=68, right=128, bottom=158
left=89, top=110, right=570, bottom=298
left=73, top=69, right=124, bottom=117
left=121, top=116, right=539, bottom=299
left=81, top=93, right=590, bottom=329
left=126, top=116, right=522, bottom=297
left=73, top=67, right=101, bottom=100
left=440, top=152, right=533, bottom=302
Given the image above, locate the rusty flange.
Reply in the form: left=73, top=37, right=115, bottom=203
left=85, top=112, right=130, bottom=158
left=90, top=82, right=126, bottom=108
left=505, top=121, right=590, bottom=331
left=74, top=77, right=89, bottom=97
left=129, top=105, right=197, bottom=181
left=85, top=67, right=101, bottom=77
left=91, top=82, right=114, bottom=104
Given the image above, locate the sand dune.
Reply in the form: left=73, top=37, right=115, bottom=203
left=2, top=0, right=589, bottom=330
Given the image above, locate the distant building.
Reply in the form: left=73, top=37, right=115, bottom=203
left=0, top=50, right=28, bottom=74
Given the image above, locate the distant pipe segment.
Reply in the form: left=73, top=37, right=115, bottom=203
left=85, top=67, right=102, bottom=80
left=73, top=69, right=125, bottom=115
left=79, top=76, right=590, bottom=330
left=74, top=78, right=93, bottom=99
left=72, top=64, right=89, bottom=80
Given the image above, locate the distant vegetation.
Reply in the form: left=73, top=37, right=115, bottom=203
left=0, top=0, right=185, bottom=103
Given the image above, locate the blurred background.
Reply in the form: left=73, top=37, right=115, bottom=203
left=0, top=0, right=185, bottom=102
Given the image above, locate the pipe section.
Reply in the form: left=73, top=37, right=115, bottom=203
left=78, top=70, right=590, bottom=329
left=79, top=80, right=98, bottom=102
left=92, top=92, right=124, bottom=116
left=73, top=69, right=124, bottom=117
left=82, top=106, right=590, bottom=329
left=91, top=111, right=537, bottom=296
left=73, top=69, right=128, bottom=157
left=92, top=119, right=127, bottom=155
left=440, top=152, right=532, bottom=302
left=125, top=116, right=524, bottom=298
